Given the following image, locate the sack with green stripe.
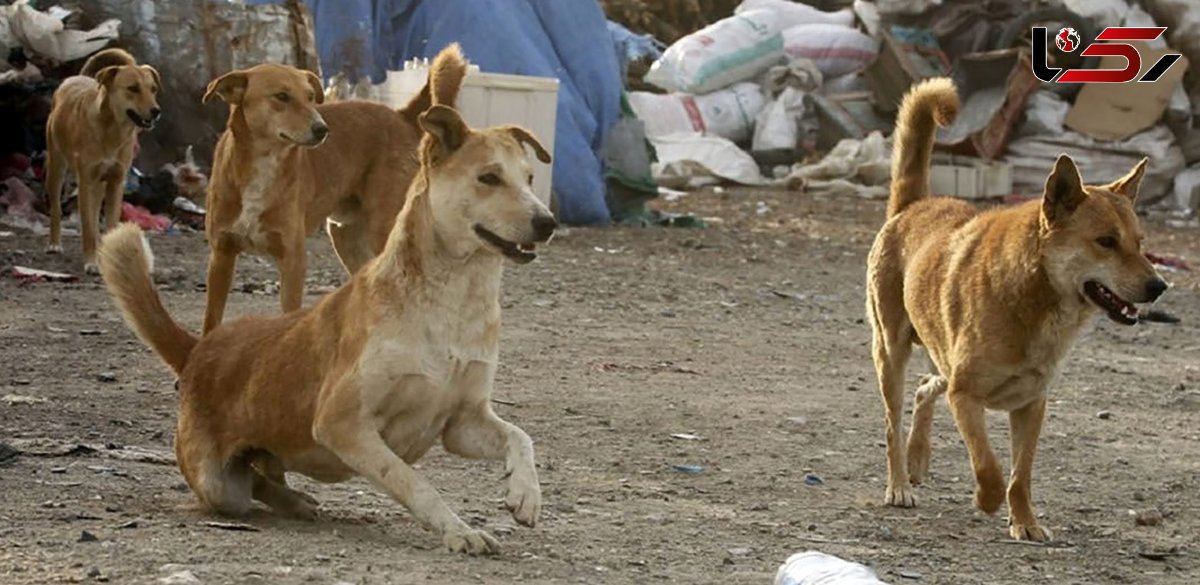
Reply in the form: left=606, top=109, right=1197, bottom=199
left=644, top=9, right=786, bottom=95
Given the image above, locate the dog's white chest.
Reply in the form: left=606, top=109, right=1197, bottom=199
left=228, top=156, right=280, bottom=253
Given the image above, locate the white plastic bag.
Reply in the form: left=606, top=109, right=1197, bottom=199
left=775, top=551, right=889, bottom=585
left=644, top=9, right=785, bottom=95
left=628, top=82, right=766, bottom=143
left=753, top=86, right=807, bottom=152
left=8, top=0, right=120, bottom=63
left=735, top=0, right=856, bottom=29
left=782, top=24, right=879, bottom=78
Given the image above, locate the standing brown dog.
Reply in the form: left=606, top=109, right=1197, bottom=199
left=866, top=78, right=1168, bottom=541
left=201, top=44, right=467, bottom=333
left=45, top=48, right=161, bottom=273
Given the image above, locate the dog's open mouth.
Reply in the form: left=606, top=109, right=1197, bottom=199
left=1083, top=280, right=1138, bottom=325
left=474, top=225, right=536, bottom=264
left=126, top=110, right=154, bottom=129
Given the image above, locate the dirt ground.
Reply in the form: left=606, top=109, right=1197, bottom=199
left=1, top=190, right=1198, bottom=585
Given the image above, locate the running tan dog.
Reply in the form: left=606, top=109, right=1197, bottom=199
left=201, top=44, right=468, bottom=333
left=45, top=48, right=161, bottom=273
left=98, top=102, right=556, bottom=554
left=866, top=78, right=1168, bottom=542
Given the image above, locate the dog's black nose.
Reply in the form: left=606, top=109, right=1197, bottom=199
left=311, top=123, right=329, bottom=140
left=532, top=214, right=557, bottom=241
left=150, top=107, right=162, bottom=119
left=1145, top=277, right=1168, bottom=301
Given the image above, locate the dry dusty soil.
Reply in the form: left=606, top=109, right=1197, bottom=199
left=1, top=190, right=1198, bottom=585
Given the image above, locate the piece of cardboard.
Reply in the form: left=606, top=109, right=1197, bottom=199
left=1065, top=41, right=1189, bottom=141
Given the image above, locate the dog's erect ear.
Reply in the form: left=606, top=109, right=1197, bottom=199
left=140, top=65, right=161, bottom=92
left=500, top=125, right=552, bottom=164
left=1042, top=154, right=1086, bottom=223
left=95, top=66, right=120, bottom=88
left=1105, top=157, right=1147, bottom=203
left=419, top=104, right=469, bottom=152
left=304, top=71, right=325, bottom=104
left=203, top=71, right=247, bottom=105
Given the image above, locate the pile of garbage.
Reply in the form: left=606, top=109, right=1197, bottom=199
left=611, top=0, right=1200, bottom=220
left=0, top=0, right=321, bottom=236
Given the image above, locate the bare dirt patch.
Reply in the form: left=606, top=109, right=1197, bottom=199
left=2, top=191, right=1197, bottom=584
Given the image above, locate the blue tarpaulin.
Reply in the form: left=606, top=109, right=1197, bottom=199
left=246, top=0, right=621, bottom=225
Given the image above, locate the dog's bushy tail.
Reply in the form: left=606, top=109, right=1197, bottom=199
left=888, top=77, right=960, bottom=218
left=400, top=43, right=469, bottom=118
left=80, top=48, right=137, bottom=78
left=98, top=224, right=197, bottom=375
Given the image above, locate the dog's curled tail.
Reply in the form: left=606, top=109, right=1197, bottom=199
left=888, top=77, right=960, bottom=218
left=400, top=43, right=469, bottom=117
left=80, top=48, right=137, bottom=78
left=98, top=224, right=197, bottom=375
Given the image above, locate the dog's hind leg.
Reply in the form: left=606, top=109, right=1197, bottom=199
left=947, top=379, right=1005, bottom=515
left=251, top=471, right=318, bottom=520
left=175, top=429, right=253, bottom=517
left=443, top=400, right=541, bottom=528
left=907, top=372, right=946, bottom=484
left=44, top=147, right=68, bottom=254
left=869, top=294, right=917, bottom=507
left=1007, top=397, right=1050, bottom=541
left=102, top=173, right=125, bottom=233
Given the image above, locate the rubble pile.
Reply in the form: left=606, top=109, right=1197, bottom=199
left=611, top=0, right=1200, bottom=221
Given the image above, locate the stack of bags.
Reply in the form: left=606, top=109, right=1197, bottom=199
left=629, top=0, right=879, bottom=186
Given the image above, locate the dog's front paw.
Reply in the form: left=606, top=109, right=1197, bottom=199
left=1010, top=521, right=1051, bottom=542
left=443, top=527, right=500, bottom=556
left=46, top=244, right=63, bottom=255
left=84, top=261, right=100, bottom=275
left=885, top=483, right=917, bottom=508
left=505, top=472, right=541, bottom=527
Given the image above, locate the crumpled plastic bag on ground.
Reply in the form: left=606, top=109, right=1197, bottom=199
left=651, top=133, right=768, bottom=188
left=6, top=0, right=120, bottom=63
left=784, top=131, right=892, bottom=198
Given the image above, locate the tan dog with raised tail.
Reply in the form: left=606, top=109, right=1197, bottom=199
left=200, top=44, right=468, bottom=333
left=45, top=48, right=161, bottom=273
left=866, top=78, right=1168, bottom=541
left=99, top=99, right=556, bottom=554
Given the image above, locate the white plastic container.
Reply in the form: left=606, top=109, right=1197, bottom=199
left=775, top=551, right=890, bottom=585
left=374, top=62, right=559, bottom=206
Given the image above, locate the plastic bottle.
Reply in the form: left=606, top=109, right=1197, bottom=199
left=775, top=551, right=890, bottom=585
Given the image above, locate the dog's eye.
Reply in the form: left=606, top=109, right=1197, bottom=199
left=478, top=173, right=502, bottom=186
left=127, top=85, right=140, bottom=94
left=274, top=92, right=290, bottom=102
left=1096, top=236, right=1118, bottom=249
